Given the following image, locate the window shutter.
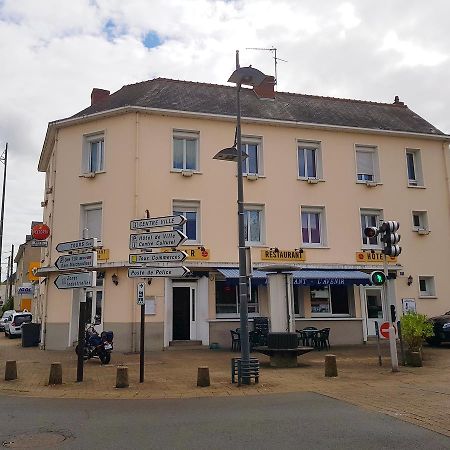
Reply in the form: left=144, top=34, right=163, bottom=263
left=356, top=150, right=374, bottom=176
left=86, top=208, right=102, bottom=240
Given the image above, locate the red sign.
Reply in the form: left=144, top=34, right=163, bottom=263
left=31, top=223, right=50, bottom=241
left=379, top=322, right=397, bottom=339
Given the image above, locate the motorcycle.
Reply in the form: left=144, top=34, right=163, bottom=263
left=75, top=323, right=114, bottom=365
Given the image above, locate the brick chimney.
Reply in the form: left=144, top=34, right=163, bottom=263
left=393, top=95, right=405, bottom=106
left=91, top=88, right=110, bottom=106
left=253, top=76, right=275, bottom=99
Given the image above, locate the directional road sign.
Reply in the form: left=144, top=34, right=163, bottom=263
left=31, top=239, right=48, bottom=248
left=128, top=266, right=190, bottom=278
left=54, top=271, right=96, bottom=289
left=137, top=282, right=145, bottom=305
left=55, top=252, right=95, bottom=270
left=129, top=250, right=188, bottom=265
left=56, top=238, right=97, bottom=253
left=129, top=230, right=187, bottom=249
left=130, top=215, right=186, bottom=230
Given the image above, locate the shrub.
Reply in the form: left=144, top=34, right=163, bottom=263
left=400, top=312, right=434, bottom=352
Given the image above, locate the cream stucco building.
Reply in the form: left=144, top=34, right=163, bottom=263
left=36, top=78, right=450, bottom=351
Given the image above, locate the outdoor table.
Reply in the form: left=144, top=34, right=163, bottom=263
left=253, top=346, right=314, bottom=368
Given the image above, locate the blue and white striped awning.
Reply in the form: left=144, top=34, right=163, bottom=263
left=216, top=268, right=371, bottom=286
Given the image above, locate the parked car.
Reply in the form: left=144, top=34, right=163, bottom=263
left=426, top=311, right=450, bottom=345
left=4, top=311, right=32, bottom=338
left=0, top=310, right=16, bottom=332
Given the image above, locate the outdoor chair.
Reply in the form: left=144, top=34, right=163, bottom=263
left=230, top=329, right=241, bottom=352
left=296, top=327, right=318, bottom=347
left=314, top=328, right=331, bottom=350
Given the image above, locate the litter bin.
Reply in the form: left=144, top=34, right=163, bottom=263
left=21, top=323, right=41, bottom=347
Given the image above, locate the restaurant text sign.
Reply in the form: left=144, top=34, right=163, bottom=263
left=261, top=249, right=305, bottom=262
left=356, top=252, right=397, bottom=263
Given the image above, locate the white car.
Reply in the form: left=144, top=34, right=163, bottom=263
left=4, top=311, right=32, bottom=338
left=0, top=310, right=16, bottom=332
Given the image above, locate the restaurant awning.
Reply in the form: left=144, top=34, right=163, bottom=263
left=216, top=268, right=371, bottom=286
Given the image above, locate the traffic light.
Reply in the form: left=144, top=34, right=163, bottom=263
left=370, top=270, right=386, bottom=286
left=380, top=221, right=401, bottom=257
left=363, top=226, right=379, bottom=239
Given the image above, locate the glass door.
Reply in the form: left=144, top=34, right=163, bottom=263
left=365, top=287, right=384, bottom=336
left=172, top=283, right=197, bottom=341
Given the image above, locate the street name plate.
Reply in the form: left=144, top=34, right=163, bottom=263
left=130, top=215, right=186, bottom=230
left=129, top=250, right=188, bottom=264
left=54, top=271, right=96, bottom=289
left=55, top=252, right=95, bottom=270
left=129, top=230, right=187, bottom=249
left=56, top=238, right=96, bottom=253
left=128, top=266, right=190, bottom=278
left=31, top=239, right=48, bottom=247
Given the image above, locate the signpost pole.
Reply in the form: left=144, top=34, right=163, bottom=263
left=76, top=289, right=86, bottom=382
left=384, top=253, right=398, bottom=372
left=140, top=303, right=145, bottom=383
left=374, top=321, right=382, bottom=366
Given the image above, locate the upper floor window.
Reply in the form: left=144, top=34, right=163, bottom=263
left=356, top=145, right=379, bottom=183
left=419, top=276, right=436, bottom=297
left=173, top=200, right=200, bottom=243
left=244, top=205, right=264, bottom=245
left=173, top=130, right=199, bottom=171
left=241, top=137, right=263, bottom=176
left=301, top=206, right=326, bottom=246
left=406, top=149, right=424, bottom=187
left=412, top=210, right=429, bottom=231
left=360, top=209, right=382, bottom=247
left=297, top=141, right=322, bottom=179
left=81, top=203, right=102, bottom=243
left=83, top=133, right=104, bottom=174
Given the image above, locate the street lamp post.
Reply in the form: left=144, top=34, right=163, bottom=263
left=0, top=143, right=7, bottom=282
left=214, top=51, right=269, bottom=384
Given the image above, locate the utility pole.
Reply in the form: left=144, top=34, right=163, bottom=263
left=8, top=244, right=14, bottom=301
left=0, top=143, right=8, bottom=283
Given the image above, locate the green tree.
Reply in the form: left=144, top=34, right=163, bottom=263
left=400, top=312, right=434, bottom=352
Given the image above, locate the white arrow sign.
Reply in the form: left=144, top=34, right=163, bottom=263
left=128, top=266, right=190, bottom=278
left=54, top=272, right=96, bottom=289
left=129, top=250, right=188, bottom=265
left=137, top=282, right=145, bottom=305
left=130, top=215, right=186, bottom=230
left=55, top=252, right=95, bottom=270
left=129, top=230, right=187, bottom=249
left=56, top=238, right=97, bottom=253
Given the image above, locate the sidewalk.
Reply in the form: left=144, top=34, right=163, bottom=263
left=1, top=337, right=450, bottom=437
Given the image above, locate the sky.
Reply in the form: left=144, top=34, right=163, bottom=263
left=0, top=0, right=449, bottom=279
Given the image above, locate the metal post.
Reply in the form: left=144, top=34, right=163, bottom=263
left=140, top=303, right=145, bottom=383
left=0, top=143, right=7, bottom=282
left=235, top=50, right=251, bottom=385
left=76, top=290, right=86, bottom=382
left=374, top=321, right=382, bottom=366
left=383, top=253, right=398, bottom=372
left=8, top=244, right=14, bottom=301
left=5, top=255, right=10, bottom=301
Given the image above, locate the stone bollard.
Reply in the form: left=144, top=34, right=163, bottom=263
left=116, top=365, right=129, bottom=388
left=48, top=362, right=63, bottom=385
left=197, top=366, right=210, bottom=387
left=324, top=354, right=338, bottom=377
left=5, top=360, right=17, bottom=381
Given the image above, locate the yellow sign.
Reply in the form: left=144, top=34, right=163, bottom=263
left=356, top=252, right=397, bottom=263
left=28, top=262, right=40, bottom=281
left=261, top=249, right=305, bottom=262
left=97, top=249, right=110, bottom=261
left=21, top=298, right=32, bottom=311
left=179, top=247, right=210, bottom=260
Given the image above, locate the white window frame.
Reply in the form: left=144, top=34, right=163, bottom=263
left=297, top=140, right=323, bottom=180
left=301, top=206, right=327, bottom=247
left=241, top=136, right=263, bottom=176
left=412, top=210, right=429, bottom=232
left=82, top=132, right=105, bottom=174
left=418, top=276, right=436, bottom=298
left=243, top=204, right=264, bottom=246
left=80, top=202, right=103, bottom=244
left=173, top=200, right=200, bottom=244
left=355, top=145, right=379, bottom=183
left=172, top=130, right=199, bottom=172
left=215, top=281, right=260, bottom=318
left=405, top=148, right=424, bottom=187
left=360, top=209, right=383, bottom=248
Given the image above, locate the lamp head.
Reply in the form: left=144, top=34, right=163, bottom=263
left=228, top=66, right=268, bottom=87
left=213, top=147, right=248, bottom=162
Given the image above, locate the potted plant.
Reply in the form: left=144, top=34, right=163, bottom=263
left=400, top=312, right=434, bottom=366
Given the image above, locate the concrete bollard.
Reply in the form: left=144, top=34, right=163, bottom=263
left=116, top=365, right=129, bottom=388
left=5, top=360, right=17, bottom=381
left=324, top=354, right=338, bottom=377
left=197, top=366, right=210, bottom=387
left=48, top=362, right=63, bottom=385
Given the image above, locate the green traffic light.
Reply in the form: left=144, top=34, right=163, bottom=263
left=370, top=271, right=386, bottom=286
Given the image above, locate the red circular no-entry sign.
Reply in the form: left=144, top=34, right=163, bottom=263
left=379, top=322, right=397, bottom=339
left=31, top=223, right=50, bottom=240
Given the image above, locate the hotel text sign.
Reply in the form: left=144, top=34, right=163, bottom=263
left=356, top=252, right=397, bottom=263
left=261, top=249, right=305, bottom=262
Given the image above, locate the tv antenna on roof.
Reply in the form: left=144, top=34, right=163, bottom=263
left=245, top=47, right=287, bottom=88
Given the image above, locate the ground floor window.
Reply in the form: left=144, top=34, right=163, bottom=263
left=215, top=280, right=259, bottom=316
left=310, top=285, right=350, bottom=316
